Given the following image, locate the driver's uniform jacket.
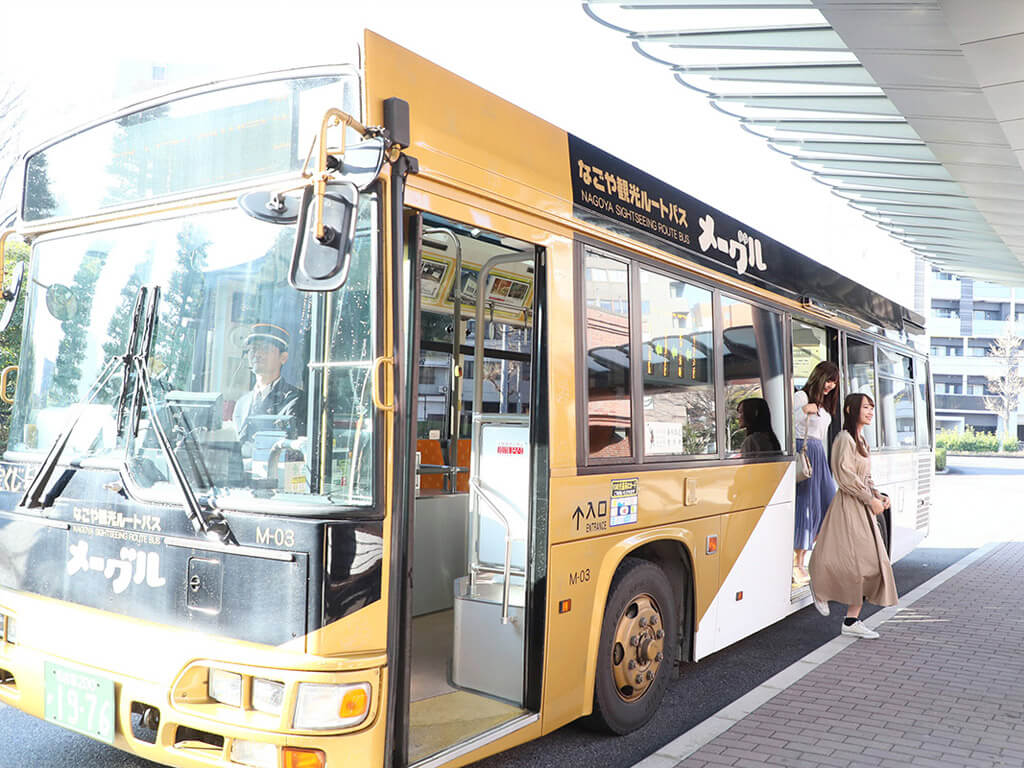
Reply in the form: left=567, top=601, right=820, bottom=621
left=232, top=377, right=306, bottom=442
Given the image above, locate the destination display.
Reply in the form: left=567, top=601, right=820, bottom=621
left=568, top=134, right=923, bottom=333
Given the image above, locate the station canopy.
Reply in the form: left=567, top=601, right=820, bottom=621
left=583, top=0, right=1024, bottom=285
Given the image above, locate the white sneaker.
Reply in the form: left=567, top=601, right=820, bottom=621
left=841, top=620, right=879, bottom=639
left=813, top=595, right=829, bottom=616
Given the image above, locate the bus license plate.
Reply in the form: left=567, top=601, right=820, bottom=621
left=44, top=662, right=115, bottom=743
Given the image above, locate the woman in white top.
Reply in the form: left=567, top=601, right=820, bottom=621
left=793, top=361, right=840, bottom=584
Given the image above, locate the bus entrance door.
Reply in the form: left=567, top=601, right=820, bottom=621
left=406, top=219, right=538, bottom=765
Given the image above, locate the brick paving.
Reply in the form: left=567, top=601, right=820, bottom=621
left=668, top=543, right=1024, bottom=768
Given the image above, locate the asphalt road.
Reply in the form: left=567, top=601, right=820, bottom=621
left=471, top=546, right=969, bottom=768
left=0, top=454, right=1014, bottom=768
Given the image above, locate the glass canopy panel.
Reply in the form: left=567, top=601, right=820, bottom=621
left=635, top=25, right=846, bottom=50
left=714, top=94, right=896, bottom=116
left=795, top=160, right=953, bottom=180
left=634, top=42, right=856, bottom=68
left=677, top=62, right=876, bottom=86
left=903, top=239, right=1011, bottom=254
left=822, top=175, right=966, bottom=194
left=580, top=0, right=1024, bottom=285
left=743, top=120, right=919, bottom=140
left=675, top=74, right=880, bottom=97
left=772, top=141, right=935, bottom=161
left=878, top=223, right=1001, bottom=239
left=869, top=219, right=994, bottom=235
left=833, top=190, right=977, bottom=209
left=924, top=261, right=1020, bottom=278
left=923, top=225, right=1011, bottom=240
left=585, top=4, right=823, bottom=40
left=855, top=204, right=992, bottom=223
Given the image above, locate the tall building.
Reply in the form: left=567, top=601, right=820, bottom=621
left=927, top=268, right=1024, bottom=440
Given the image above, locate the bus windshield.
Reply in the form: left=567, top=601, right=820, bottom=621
left=22, top=73, right=357, bottom=221
left=8, top=195, right=379, bottom=507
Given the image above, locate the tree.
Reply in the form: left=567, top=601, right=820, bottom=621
left=0, top=240, right=30, bottom=452
left=154, top=223, right=209, bottom=389
left=49, top=250, right=108, bottom=405
left=984, top=329, right=1024, bottom=451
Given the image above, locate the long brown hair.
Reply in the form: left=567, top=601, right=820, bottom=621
left=802, top=360, right=840, bottom=417
left=842, top=392, right=874, bottom=457
left=738, top=397, right=781, bottom=451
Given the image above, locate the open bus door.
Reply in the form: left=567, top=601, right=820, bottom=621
left=790, top=318, right=842, bottom=599
left=391, top=205, right=546, bottom=767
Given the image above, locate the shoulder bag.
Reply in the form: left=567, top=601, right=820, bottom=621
left=795, top=440, right=813, bottom=483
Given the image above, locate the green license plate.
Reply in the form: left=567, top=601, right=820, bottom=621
left=44, top=662, right=115, bottom=743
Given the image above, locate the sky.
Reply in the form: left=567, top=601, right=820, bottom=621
left=0, top=0, right=916, bottom=307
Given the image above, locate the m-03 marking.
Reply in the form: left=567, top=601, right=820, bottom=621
left=256, top=526, right=296, bottom=548
left=568, top=568, right=591, bottom=586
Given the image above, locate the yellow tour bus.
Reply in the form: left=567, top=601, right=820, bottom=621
left=0, top=30, right=932, bottom=768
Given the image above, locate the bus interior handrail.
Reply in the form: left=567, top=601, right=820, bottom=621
left=469, top=476, right=521, bottom=624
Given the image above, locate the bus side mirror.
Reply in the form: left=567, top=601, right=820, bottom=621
left=0, top=229, right=25, bottom=333
left=289, top=181, right=358, bottom=292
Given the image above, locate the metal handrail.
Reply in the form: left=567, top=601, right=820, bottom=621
left=0, top=365, right=16, bottom=404
left=472, top=249, right=535, bottom=418
left=417, top=463, right=469, bottom=474
left=469, top=477, right=524, bottom=624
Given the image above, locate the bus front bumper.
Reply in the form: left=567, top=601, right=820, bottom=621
left=0, top=612, right=389, bottom=768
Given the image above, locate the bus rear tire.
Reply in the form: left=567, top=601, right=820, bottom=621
left=585, top=557, right=678, bottom=735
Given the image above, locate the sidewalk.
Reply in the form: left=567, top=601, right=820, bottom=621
left=637, top=542, right=1024, bottom=768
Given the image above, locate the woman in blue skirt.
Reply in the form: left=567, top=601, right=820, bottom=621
left=793, top=361, right=840, bottom=585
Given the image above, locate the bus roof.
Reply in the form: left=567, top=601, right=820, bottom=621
left=363, top=31, right=924, bottom=336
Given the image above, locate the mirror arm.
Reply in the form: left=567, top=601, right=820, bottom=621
left=316, top=109, right=369, bottom=242
left=314, top=108, right=381, bottom=243
left=268, top=183, right=313, bottom=213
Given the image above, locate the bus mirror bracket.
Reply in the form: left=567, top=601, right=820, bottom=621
left=237, top=107, right=399, bottom=292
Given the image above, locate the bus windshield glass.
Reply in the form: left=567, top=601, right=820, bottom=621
left=8, top=196, right=379, bottom=507
left=22, top=72, right=357, bottom=222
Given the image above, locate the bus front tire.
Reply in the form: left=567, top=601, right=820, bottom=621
left=586, top=557, right=678, bottom=735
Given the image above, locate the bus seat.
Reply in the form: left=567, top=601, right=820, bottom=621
left=416, top=439, right=445, bottom=492
left=456, top=439, right=472, bottom=492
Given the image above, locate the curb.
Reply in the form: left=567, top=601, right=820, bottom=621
left=630, top=542, right=1000, bottom=768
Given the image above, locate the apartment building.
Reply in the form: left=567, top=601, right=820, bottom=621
left=927, top=268, right=1024, bottom=440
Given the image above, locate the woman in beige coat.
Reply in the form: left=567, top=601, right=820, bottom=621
left=808, top=393, right=898, bottom=639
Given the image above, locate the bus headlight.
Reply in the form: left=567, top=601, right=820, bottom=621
left=230, top=739, right=277, bottom=768
left=209, top=669, right=243, bottom=708
left=252, top=677, right=285, bottom=715
left=293, top=681, right=371, bottom=730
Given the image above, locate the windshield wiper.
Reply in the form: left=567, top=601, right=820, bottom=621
left=19, top=284, right=237, bottom=547
left=114, top=287, right=148, bottom=437
left=18, top=356, right=123, bottom=510
left=21, top=285, right=150, bottom=511
left=131, top=355, right=235, bottom=545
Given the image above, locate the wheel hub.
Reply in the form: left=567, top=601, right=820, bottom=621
left=611, top=593, right=665, bottom=702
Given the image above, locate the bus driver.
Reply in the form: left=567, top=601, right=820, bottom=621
left=232, top=323, right=307, bottom=446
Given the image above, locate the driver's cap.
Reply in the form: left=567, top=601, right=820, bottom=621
left=245, top=323, right=290, bottom=352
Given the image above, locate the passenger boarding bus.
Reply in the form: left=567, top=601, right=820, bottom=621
left=0, top=31, right=932, bottom=768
